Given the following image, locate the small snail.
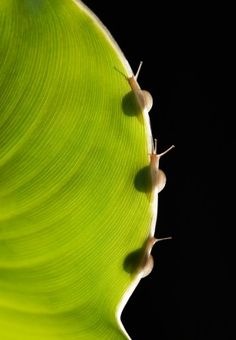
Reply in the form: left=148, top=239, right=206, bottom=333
left=127, top=61, right=153, bottom=113
left=141, top=236, right=172, bottom=278
left=150, top=139, right=175, bottom=193
left=141, top=237, right=157, bottom=278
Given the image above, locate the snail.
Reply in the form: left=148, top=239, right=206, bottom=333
left=141, top=236, right=172, bottom=278
left=150, top=139, right=175, bottom=193
left=127, top=61, right=153, bottom=113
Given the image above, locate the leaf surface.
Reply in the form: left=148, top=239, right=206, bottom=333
left=0, top=1, right=154, bottom=338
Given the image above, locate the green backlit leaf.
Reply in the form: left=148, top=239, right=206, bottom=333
left=0, top=1, right=156, bottom=338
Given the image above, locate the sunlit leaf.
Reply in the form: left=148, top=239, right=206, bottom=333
left=0, top=1, right=156, bottom=338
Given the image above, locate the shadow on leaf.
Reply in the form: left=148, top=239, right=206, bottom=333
left=122, top=91, right=144, bottom=123
left=134, top=165, right=152, bottom=193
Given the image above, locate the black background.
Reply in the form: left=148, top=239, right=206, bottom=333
left=83, top=1, right=235, bottom=339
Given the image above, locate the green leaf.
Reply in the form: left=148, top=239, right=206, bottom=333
left=0, top=1, right=156, bottom=338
